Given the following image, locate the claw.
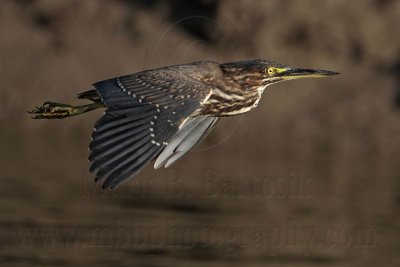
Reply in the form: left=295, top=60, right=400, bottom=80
left=28, top=102, right=73, bottom=119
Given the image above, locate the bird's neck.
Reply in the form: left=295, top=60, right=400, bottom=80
left=194, top=71, right=266, bottom=117
left=220, top=70, right=265, bottom=97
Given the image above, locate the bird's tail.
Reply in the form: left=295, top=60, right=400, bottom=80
left=76, top=89, right=101, bottom=103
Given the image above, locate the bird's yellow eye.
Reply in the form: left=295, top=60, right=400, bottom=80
left=266, top=67, right=275, bottom=75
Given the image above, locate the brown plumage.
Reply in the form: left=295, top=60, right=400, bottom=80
left=29, top=60, right=339, bottom=189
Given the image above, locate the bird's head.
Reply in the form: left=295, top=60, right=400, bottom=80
left=221, top=59, right=339, bottom=89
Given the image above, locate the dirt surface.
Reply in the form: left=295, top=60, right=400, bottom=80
left=1, top=0, right=400, bottom=266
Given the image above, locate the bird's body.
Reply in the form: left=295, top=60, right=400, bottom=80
left=30, top=59, right=339, bottom=189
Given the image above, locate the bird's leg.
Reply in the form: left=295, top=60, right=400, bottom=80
left=28, top=101, right=105, bottom=119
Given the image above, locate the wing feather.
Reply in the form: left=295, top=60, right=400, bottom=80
left=154, top=117, right=219, bottom=169
left=164, top=117, right=219, bottom=167
left=89, top=64, right=216, bottom=189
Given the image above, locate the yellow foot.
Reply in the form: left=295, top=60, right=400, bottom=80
left=28, top=102, right=74, bottom=119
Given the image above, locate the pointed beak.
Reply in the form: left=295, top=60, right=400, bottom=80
left=281, top=68, right=340, bottom=80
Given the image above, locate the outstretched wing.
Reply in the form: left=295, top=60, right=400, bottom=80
left=89, top=68, right=212, bottom=189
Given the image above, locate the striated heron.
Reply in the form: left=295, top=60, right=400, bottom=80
left=29, top=60, right=339, bottom=189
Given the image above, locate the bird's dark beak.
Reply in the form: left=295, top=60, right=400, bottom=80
left=280, top=67, right=340, bottom=80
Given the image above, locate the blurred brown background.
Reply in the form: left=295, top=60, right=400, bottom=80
left=1, top=0, right=400, bottom=266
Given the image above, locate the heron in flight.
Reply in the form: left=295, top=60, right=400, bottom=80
left=29, top=60, right=339, bottom=189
